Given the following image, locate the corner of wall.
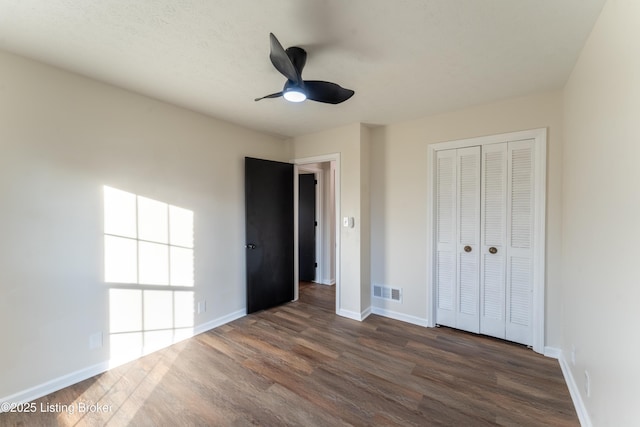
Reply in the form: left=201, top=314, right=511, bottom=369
left=360, top=124, right=372, bottom=309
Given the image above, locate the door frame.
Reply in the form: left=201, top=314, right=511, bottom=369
left=293, top=153, right=340, bottom=314
left=426, top=128, right=547, bottom=353
left=297, top=166, right=324, bottom=284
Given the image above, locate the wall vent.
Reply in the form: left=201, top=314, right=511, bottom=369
left=373, top=285, right=402, bottom=302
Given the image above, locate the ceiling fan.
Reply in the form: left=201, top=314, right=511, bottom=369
left=255, top=33, right=355, bottom=104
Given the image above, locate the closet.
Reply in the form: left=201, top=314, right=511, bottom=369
left=433, top=133, right=541, bottom=347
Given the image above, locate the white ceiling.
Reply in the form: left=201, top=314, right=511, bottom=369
left=0, top=0, right=606, bottom=138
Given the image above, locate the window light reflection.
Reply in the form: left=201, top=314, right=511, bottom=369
left=103, top=186, right=196, bottom=365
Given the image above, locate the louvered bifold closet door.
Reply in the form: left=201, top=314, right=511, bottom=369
left=480, top=143, right=508, bottom=339
left=435, top=149, right=457, bottom=328
left=434, top=138, right=536, bottom=346
left=505, top=140, right=534, bottom=345
left=455, top=147, right=481, bottom=333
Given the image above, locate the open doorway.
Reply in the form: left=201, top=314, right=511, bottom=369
left=294, top=154, right=339, bottom=312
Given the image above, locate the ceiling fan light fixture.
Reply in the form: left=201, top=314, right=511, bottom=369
left=283, top=87, right=306, bottom=102
left=255, top=33, right=354, bottom=105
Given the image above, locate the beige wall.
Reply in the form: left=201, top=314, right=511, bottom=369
left=360, top=125, right=372, bottom=310
left=370, top=91, right=564, bottom=346
left=562, top=0, right=640, bottom=424
left=0, top=51, right=288, bottom=398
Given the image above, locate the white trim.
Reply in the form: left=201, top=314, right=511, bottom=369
left=295, top=166, right=324, bottom=285
left=0, top=361, right=110, bottom=410
left=293, top=153, right=341, bottom=315
left=531, top=128, right=547, bottom=353
left=544, top=346, right=562, bottom=359
left=558, top=351, right=592, bottom=427
left=338, top=306, right=371, bottom=321
left=426, top=144, right=437, bottom=327
left=193, top=309, right=246, bottom=336
left=293, top=164, right=300, bottom=301
left=372, top=307, right=430, bottom=327
left=314, top=170, right=323, bottom=284
left=426, top=128, right=547, bottom=353
left=428, top=128, right=545, bottom=151
left=538, top=346, right=592, bottom=426
left=0, top=309, right=246, bottom=411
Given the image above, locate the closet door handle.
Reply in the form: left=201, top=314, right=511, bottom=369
left=489, top=247, right=498, bottom=254
left=464, top=246, right=472, bottom=253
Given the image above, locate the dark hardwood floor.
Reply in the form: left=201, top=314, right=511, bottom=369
left=1, top=282, right=577, bottom=426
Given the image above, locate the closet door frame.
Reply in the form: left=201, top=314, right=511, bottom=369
left=426, top=128, right=547, bottom=354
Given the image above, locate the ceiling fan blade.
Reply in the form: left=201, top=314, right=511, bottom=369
left=269, top=33, right=300, bottom=84
left=254, top=91, right=283, bottom=101
left=286, top=47, right=307, bottom=76
left=304, top=80, right=355, bottom=104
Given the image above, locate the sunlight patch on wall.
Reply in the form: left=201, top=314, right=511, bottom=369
left=103, top=186, right=194, bottom=286
left=103, top=186, right=196, bottom=365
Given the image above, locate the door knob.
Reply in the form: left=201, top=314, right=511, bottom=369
left=464, top=246, right=472, bottom=253
left=489, top=247, right=498, bottom=254
left=246, top=243, right=257, bottom=249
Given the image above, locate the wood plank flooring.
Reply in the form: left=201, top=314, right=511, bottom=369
left=1, top=282, right=578, bottom=426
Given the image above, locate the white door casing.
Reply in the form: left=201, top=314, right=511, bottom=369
left=293, top=153, right=341, bottom=313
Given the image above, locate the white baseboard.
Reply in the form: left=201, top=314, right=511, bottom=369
left=193, top=309, right=245, bottom=336
left=0, top=309, right=247, bottom=412
left=528, top=346, right=591, bottom=426
left=317, top=281, right=335, bottom=286
left=557, top=350, right=592, bottom=427
left=0, top=361, right=110, bottom=411
left=544, top=346, right=562, bottom=359
left=371, top=307, right=430, bottom=327
left=337, top=306, right=371, bottom=321
left=313, top=277, right=335, bottom=285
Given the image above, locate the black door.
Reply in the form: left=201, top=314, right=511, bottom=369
left=299, top=173, right=316, bottom=282
left=245, top=157, right=294, bottom=314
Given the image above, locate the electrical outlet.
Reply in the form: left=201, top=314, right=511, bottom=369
left=584, top=370, right=591, bottom=397
left=197, top=300, right=206, bottom=314
left=89, top=332, right=103, bottom=350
